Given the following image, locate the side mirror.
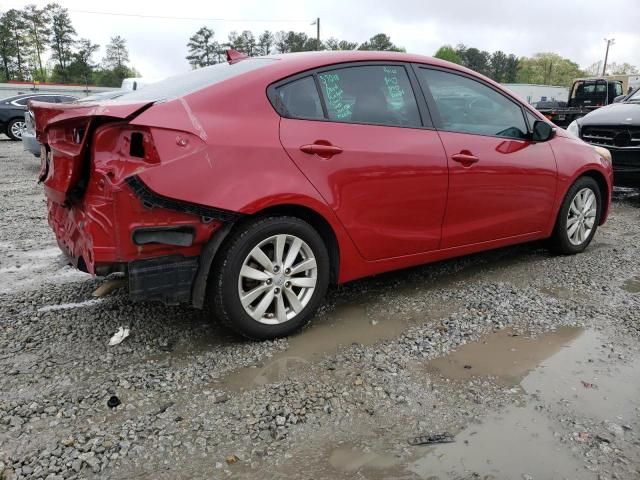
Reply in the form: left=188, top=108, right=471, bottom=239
left=613, top=95, right=626, bottom=103
left=532, top=120, right=555, bottom=142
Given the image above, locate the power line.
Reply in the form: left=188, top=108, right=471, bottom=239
left=68, top=9, right=310, bottom=23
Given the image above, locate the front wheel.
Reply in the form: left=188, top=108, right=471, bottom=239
left=549, top=176, right=602, bottom=254
left=6, top=117, right=26, bottom=141
left=207, top=216, right=330, bottom=339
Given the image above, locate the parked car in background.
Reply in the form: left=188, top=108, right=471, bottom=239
left=1, top=93, right=76, bottom=140
left=23, top=90, right=126, bottom=157
left=568, top=88, right=640, bottom=187
left=22, top=110, right=40, bottom=156
left=31, top=50, right=612, bottom=340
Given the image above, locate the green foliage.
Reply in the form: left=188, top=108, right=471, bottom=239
left=358, top=34, right=404, bottom=52
left=48, top=3, right=76, bottom=82
left=434, top=45, right=461, bottom=64
left=186, top=26, right=221, bottom=68
left=257, top=31, right=275, bottom=56
left=517, top=52, right=583, bottom=86
left=325, top=38, right=358, bottom=51
left=24, top=4, right=50, bottom=81
left=607, top=62, right=638, bottom=75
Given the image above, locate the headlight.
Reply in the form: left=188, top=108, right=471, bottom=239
left=593, top=145, right=612, bottom=165
left=566, top=120, right=579, bottom=137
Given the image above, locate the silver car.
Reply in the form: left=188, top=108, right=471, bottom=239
left=22, top=90, right=125, bottom=158
left=22, top=110, right=40, bottom=157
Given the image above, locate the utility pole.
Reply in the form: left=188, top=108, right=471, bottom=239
left=602, top=38, right=615, bottom=76
left=311, top=18, right=320, bottom=50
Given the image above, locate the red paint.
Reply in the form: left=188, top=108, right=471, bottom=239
left=29, top=51, right=613, bottom=290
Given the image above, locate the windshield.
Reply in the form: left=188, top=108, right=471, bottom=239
left=117, top=58, right=277, bottom=102
left=628, top=89, right=640, bottom=102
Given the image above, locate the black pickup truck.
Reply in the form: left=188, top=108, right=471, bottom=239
left=536, top=78, right=624, bottom=128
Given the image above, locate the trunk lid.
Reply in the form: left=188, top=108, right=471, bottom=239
left=30, top=99, right=153, bottom=205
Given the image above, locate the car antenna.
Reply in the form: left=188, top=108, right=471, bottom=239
left=226, top=49, right=248, bottom=63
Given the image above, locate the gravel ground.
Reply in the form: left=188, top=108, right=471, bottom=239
left=0, top=138, right=639, bottom=480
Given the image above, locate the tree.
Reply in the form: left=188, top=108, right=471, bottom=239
left=456, top=45, right=491, bottom=76
left=68, top=38, right=99, bottom=85
left=226, top=30, right=257, bottom=56
left=274, top=31, right=311, bottom=53
left=325, top=38, right=358, bottom=50
left=489, top=50, right=508, bottom=82
left=504, top=54, right=519, bottom=83
left=607, top=62, right=638, bottom=75
left=48, top=3, right=76, bottom=82
left=358, top=33, right=404, bottom=52
left=103, top=35, right=129, bottom=70
left=24, top=4, right=50, bottom=81
left=257, top=30, right=274, bottom=56
left=517, top=53, right=583, bottom=86
left=434, top=45, right=461, bottom=64
left=2, top=9, right=31, bottom=80
left=102, top=36, right=133, bottom=86
left=0, top=12, right=19, bottom=81
left=186, top=26, right=220, bottom=68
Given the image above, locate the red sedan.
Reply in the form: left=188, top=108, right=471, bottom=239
left=31, top=50, right=613, bottom=339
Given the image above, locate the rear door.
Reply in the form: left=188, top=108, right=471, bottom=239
left=275, top=63, right=449, bottom=261
left=414, top=67, right=557, bottom=249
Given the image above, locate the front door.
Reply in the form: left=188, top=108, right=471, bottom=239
left=275, top=64, right=449, bottom=260
left=415, top=67, right=558, bottom=248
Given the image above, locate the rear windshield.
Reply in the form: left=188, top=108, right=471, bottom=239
left=118, top=58, right=276, bottom=102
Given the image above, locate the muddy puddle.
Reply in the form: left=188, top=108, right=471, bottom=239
left=426, top=327, right=583, bottom=383
left=408, top=327, right=640, bottom=479
left=622, top=276, right=640, bottom=293
left=218, top=302, right=454, bottom=392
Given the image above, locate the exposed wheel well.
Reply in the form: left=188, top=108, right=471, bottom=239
left=580, top=170, right=609, bottom=224
left=250, top=204, right=340, bottom=285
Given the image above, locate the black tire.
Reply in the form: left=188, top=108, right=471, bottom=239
left=549, top=176, right=602, bottom=254
left=207, top=216, right=330, bottom=340
left=6, top=117, right=25, bottom=141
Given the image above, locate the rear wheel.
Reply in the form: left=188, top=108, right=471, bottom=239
left=208, top=216, right=330, bottom=339
left=549, top=176, right=601, bottom=254
left=6, top=118, right=26, bottom=141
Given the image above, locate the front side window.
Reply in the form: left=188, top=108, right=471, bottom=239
left=418, top=69, right=527, bottom=139
left=316, top=65, right=421, bottom=127
left=12, top=98, right=28, bottom=106
left=275, top=76, right=324, bottom=120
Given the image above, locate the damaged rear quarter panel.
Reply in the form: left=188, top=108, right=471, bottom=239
left=127, top=78, right=364, bottom=281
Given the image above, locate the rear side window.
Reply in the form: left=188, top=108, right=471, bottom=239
left=30, top=96, right=58, bottom=103
left=275, top=77, right=324, bottom=120
left=418, top=68, right=528, bottom=139
left=316, top=65, right=421, bottom=127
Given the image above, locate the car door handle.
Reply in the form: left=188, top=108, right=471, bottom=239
left=300, top=143, right=343, bottom=157
left=451, top=151, right=479, bottom=166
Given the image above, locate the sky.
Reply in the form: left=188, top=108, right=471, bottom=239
left=3, top=0, right=640, bottom=81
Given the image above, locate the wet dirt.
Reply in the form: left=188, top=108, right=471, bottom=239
left=410, top=328, right=640, bottom=479
left=426, top=327, right=583, bottom=383
left=219, top=301, right=455, bottom=392
left=622, top=276, right=640, bottom=293
left=276, top=327, right=640, bottom=480
left=409, top=404, right=592, bottom=479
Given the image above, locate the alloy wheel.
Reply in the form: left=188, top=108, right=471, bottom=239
left=566, top=187, right=597, bottom=246
left=237, top=234, right=318, bottom=325
left=10, top=120, right=26, bottom=139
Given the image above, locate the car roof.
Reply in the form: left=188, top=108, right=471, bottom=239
left=261, top=50, right=473, bottom=75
